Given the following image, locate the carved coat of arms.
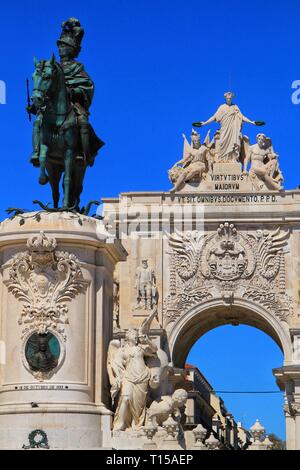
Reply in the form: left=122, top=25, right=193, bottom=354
left=5, top=231, right=89, bottom=340
left=200, top=223, right=255, bottom=281
left=165, top=222, right=291, bottom=325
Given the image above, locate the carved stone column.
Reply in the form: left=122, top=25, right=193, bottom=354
left=0, top=212, right=126, bottom=449
left=283, top=403, right=296, bottom=450
left=288, top=402, right=300, bottom=451
left=274, top=365, right=300, bottom=450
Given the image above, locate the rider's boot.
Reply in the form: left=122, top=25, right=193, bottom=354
left=30, top=150, right=40, bottom=167
left=38, top=147, right=49, bottom=186
left=80, top=122, right=93, bottom=166
left=30, top=119, right=41, bottom=167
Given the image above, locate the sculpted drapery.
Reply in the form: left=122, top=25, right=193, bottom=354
left=214, top=103, right=244, bottom=161
left=113, top=341, right=155, bottom=430
left=192, top=92, right=263, bottom=163
left=107, top=319, right=159, bottom=432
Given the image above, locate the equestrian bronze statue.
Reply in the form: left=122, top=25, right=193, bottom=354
left=27, top=18, right=104, bottom=210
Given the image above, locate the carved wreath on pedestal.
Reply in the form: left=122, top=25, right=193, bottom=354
left=5, top=231, right=89, bottom=341
left=22, top=429, right=50, bottom=449
left=165, top=222, right=292, bottom=325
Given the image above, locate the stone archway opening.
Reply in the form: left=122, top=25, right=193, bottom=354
left=167, top=299, right=295, bottom=448
left=169, top=300, right=292, bottom=369
left=187, top=323, right=285, bottom=445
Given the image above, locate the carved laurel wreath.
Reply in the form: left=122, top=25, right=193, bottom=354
left=22, top=429, right=50, bottom=449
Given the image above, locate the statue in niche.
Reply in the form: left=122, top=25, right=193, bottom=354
left=113, top=273, right=120, bottom=331
left=169, top=129, right=211, bottom=192
left=107, top=309, right=160, bottom=431
left=192, top=91, right=265, bottom=163
left=243, top=133, right=283, bottom=190
left=146, top=389, right=188, bottom=427
left=25, top=332, right=60, bottom=373
left=135, top=259, right=157, bottom=310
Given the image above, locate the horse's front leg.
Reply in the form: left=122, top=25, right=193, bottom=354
left=63, top=147, right=74, bottom=209
left=46, top=161, right=62, bottom=209
left=39, top=143, right=49, bottom=185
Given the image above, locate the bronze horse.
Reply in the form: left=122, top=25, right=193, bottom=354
left=31, top=55, right=100, bottom=209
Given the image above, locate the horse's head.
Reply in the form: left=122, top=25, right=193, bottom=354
left=31, top=54, right=57, bottom=111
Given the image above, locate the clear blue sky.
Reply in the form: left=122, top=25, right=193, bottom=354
left=1, top=0, right=299, bottom=440
left=187, top=326, right=285, bottom=439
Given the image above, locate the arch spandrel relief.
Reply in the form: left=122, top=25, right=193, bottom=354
left=163, top=222, right=293, bottom=328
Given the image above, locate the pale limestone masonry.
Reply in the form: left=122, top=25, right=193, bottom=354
left=0, top=157, right=299, bottom=449
left=0, top=212, right=126, bottom=449
left=103, top=186, right=300, bottom=449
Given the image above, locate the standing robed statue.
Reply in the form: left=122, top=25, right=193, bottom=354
left=193, top=91, right=265, bottom=163
left=27, top=17, right=104, bottom=210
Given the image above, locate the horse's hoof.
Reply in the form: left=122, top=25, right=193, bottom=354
left=30, top=155, right=40, bottom=167
left=87, top=157, right=95, bottom=167
left=39, top=175, right=49, bottom=185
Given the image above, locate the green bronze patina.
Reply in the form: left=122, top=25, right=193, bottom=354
left=28, top=18, right=104, bottom=210
left=25, top=332, right=60, bottom=373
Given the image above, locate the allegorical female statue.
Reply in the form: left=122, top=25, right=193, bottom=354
left=193, top=91, right=264, bottom=163
left=107, top=310, right=159, bottom=431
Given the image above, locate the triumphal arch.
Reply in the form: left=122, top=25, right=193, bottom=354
left=102, top=92, right=300, bottom=450
left=0, top=18, right=299, bottom=450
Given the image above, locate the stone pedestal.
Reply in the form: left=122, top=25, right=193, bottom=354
left=181, top=162, right=254, bottom=192
left=111, top=431, right=146, bottom=450
left=143, top=440, right=158, bottom=450
left=0, top=212, right=127, bottom=449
